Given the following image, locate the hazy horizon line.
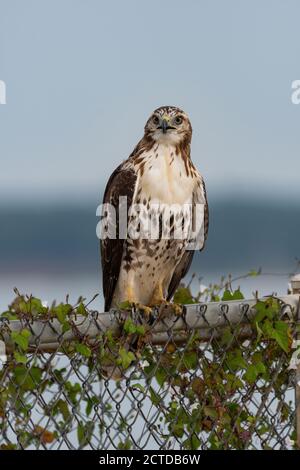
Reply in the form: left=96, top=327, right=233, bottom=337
left=0, top=187, right=299, bottom=208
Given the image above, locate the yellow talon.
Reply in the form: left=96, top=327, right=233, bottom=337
left=134, top=303, right=153, bottom=318
left=158, top=301, right=183, bottom=318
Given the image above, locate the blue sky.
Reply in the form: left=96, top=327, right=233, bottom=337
left=0, top=0, right=300, bottom=204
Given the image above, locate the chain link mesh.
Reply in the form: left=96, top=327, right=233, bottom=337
left=0, top=297, right=298, bottom=450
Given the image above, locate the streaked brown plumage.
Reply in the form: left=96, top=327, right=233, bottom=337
left=101, top=106, right=208, bottom=311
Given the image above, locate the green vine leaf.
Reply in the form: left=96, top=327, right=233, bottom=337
left=75, top=343, right=92, bottom=358
left=13, top=351, right=27, bottom=364
left=117, top=348, right=135, bottom=369
left=11, top=329, right=31, bottom=351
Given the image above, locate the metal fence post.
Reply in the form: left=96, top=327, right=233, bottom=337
left=291, top=274, right=300, bottom=449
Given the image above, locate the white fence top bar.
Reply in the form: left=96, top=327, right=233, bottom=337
left=1, top=294, right=299, bottom=351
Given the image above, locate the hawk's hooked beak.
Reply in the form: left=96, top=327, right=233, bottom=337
left=161, top=119, right=168, bottom=134
left=157, top=116, right=175, bottom=133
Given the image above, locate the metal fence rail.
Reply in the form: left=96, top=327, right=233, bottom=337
left=0, top=277, right=299, bottom=450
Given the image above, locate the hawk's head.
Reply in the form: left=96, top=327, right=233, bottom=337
left=144, top=106, right=192, bottom=145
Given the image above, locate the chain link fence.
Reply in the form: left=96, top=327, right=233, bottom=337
left=0, top=287, right=299, bottom=450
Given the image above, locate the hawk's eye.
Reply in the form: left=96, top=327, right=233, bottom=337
left=174, top=116, right=183, bottom=125
left=152, top=116, right=159, bottom=125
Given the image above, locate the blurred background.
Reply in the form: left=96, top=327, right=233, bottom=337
left=0, top=0, right=299, bottom=311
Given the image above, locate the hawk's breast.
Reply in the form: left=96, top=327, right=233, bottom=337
left=137, top=144, right=195, bottom=206
left=110, top=144, right=198, bottom=307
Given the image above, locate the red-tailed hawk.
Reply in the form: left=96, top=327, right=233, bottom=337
left=101, top=106, right=208, bottom=311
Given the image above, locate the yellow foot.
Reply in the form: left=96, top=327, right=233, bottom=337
left=133, top=303, right=153, bottom=318
left=117, top=300, right=154, bottom=326
left=157, top=301, right=183, bottom=319
left=118, top=300, right=153, bottom=318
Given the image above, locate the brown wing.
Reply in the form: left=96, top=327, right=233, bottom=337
left=200, top=178, right=209, bottom=252
left=101, top=162, right=137, bottom=311
left=167, top=178, right=209, bottom=300
left=167, top=251, right=194, bottom=301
